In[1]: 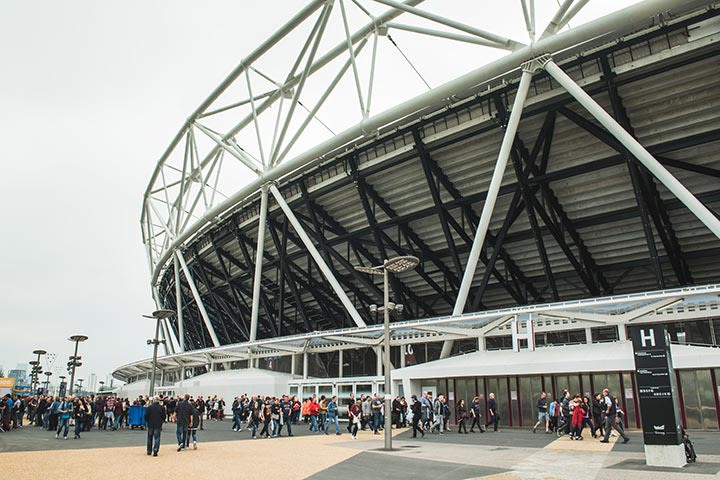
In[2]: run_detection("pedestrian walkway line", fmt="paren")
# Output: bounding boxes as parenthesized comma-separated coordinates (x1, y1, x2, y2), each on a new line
(544, 433, 617, 452)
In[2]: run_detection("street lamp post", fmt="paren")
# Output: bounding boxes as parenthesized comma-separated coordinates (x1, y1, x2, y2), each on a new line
(58, 376, 67, 398)
(32, 350, 46, 393)
(355, 255, 419, 451)
(143, 309, 174, 397)
(43, 371, 52, 394)
(68, 335, 88, 396)
(28, 361, 40, 393)
(76, 379, 84, 395)
(98, 380, 105, 393)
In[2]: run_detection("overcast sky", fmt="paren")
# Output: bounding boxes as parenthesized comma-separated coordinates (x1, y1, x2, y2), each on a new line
(0, 0, 639, 389)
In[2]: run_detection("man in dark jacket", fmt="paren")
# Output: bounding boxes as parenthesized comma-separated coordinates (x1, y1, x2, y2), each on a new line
(410, 395, 424, 438)
(144, 397, 165, 457)
(175, 394, 192, 451)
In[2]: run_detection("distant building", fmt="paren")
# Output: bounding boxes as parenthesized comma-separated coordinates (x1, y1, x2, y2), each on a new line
(88, 373, 97, 392)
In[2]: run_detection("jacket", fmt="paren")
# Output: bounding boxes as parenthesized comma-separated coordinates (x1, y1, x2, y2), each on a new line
(175, 400, 193, 427)
(145, 403, 166, 429)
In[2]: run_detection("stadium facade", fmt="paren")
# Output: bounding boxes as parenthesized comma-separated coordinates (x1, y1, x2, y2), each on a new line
(115, 0, 720, 430)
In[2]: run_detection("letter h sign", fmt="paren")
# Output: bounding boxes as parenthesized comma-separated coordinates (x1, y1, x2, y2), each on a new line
(640, 328, 656, 348)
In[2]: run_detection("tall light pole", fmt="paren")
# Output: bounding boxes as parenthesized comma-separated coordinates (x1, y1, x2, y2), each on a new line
(28, 361, 40, 393)
(58, 375, 67, 398)
(32, 350, 46, 393)
(355, 255, 419, 451)
(68, 335, 88, 395)
(43, 372, 52, 394)
(143, 309, 174, 397)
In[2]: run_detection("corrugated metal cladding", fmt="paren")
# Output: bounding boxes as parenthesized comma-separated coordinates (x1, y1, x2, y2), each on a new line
(160, 6, 720, 351)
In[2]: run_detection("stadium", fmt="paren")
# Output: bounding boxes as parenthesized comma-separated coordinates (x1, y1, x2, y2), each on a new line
(115, 0, 720, 431)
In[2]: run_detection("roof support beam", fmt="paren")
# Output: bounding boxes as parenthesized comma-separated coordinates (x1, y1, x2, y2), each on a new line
(270, 184, 367, 328)
(352, 168, 457, 310)
(211, 239, 251, 339)
(454, 69, 533, 316)
(544, 58, 720, 240)
(188, 252, 251, 337)
(173, 255, 185, 352)
(414, 130, 464, 278)
(501, 101, 559, 302)
(599, 56, 665, 289)
(250, 185, 269, 341)
(175, 249, 221, 347)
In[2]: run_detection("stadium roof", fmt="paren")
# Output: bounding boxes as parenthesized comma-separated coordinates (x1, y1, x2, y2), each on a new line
(141, 0, 720, 351)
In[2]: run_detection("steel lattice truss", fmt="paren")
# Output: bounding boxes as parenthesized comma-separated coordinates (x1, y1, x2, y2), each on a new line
(141, 0, 720, 353)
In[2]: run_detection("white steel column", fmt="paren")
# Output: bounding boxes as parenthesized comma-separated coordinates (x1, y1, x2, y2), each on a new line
(339, 349, 344, 378)
(175, 250, 221, 347)
(453, 69, 534, 316)
(303, 352, 309, 379)
(270, 184, 367, 328)
(250, 186, 269, 341)
(291, 354, 297, 376)
(173, 255, 185, 351)
(544, 59, 720, 240)
(376, 346, 383, 376)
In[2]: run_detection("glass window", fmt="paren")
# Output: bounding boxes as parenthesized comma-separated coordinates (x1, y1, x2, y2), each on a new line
(355, 383, 373, 398)
(546, 331, 569, 345)
(486, 335, 512, 350)
(568, 329, 587, 344)
(452, 339, 479, 356)
(318, 384, 333, 399)
(679, 370, 702, 429)
(684, 320, 712, 346)
(426, 342, 443, 361)
(591, 326, 619, 343)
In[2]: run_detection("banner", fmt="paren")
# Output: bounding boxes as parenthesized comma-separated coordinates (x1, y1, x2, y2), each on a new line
(404, 344, 416, 366)
(0, 377, 15, 396)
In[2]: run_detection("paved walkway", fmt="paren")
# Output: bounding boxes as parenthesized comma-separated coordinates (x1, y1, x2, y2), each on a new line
(2, 420, 719, 479)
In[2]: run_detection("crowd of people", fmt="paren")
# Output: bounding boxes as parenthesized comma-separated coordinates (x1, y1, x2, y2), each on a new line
(531, 388, 629, 443)
(1, 385, 629, 455)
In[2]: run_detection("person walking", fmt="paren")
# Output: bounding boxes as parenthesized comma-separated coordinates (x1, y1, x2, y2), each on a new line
(186, 402, 200, 449)
(469, 396, 485, 432)
(145, 396, 166, 457)
(532, 392, 550, 433)
(591, 393, 605, 438)
(231, 396, 243, 432)
(72, 398, 87, 439)
(55, 397, 72, 440)
(457, 399, 469, 433)
(326, 395, 340, 435)
(485, 393, 499, 432)
(175, 394, 192, 451)
(599, 388, 629, 444)
(430, 394, 444, 434)
(349, 399, 362, 439)
(410, 395, 424, 438)
(279, 394, 293, 437)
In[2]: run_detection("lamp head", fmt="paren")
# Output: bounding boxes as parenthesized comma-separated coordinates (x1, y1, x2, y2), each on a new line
(384, 255, 419, 273)
(69, 335, 88, 343)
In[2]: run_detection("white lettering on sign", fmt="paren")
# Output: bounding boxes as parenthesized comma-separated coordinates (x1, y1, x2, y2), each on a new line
(640, 329, 656, 348)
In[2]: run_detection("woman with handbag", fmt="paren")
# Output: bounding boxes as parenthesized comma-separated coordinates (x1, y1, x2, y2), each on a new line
(349, 399, 362, 439)
(457, 399, 469, 434)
